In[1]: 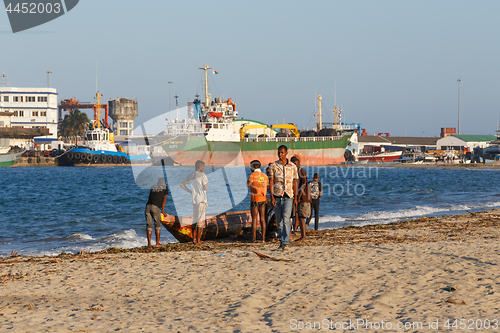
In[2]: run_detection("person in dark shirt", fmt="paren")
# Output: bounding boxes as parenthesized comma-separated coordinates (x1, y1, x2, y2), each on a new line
(291, 156, 307, 232)
(306, 173, 322, 230)
(145, 178, 168, 246)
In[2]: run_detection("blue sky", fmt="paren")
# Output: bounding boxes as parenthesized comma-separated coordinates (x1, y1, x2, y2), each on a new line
(2, 0, 499, 136)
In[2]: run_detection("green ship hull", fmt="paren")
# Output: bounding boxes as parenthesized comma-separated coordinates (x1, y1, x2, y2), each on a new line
(160, 134, 352, 167)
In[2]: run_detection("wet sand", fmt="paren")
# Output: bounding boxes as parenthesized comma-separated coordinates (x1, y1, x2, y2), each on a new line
(1, 210, 500, 332)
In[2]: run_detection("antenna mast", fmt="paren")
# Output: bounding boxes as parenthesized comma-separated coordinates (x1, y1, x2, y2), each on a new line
(333, 80, 337, 129)
(46, 70, 52, 88)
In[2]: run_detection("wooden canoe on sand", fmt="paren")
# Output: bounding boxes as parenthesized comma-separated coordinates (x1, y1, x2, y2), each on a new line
(161, 210, 255, 243)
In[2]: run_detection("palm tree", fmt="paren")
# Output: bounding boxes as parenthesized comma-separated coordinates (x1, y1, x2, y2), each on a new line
(59, 109, 90, 143)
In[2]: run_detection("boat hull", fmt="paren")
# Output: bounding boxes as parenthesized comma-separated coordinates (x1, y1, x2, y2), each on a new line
(161, 210, 253, 243)
(160, 134, 352, 167)
(357, 151, 402, 162)
(60, 148, 129, 165)
(0, 151, 23, 167)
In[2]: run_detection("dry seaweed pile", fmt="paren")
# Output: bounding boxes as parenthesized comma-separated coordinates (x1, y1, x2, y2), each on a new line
(1, 209, 499, 263)
(96, 209, 500, 254)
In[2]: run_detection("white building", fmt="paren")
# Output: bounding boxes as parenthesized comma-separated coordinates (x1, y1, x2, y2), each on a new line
(0, 87, 58, 143)
(436, 135, 497, 151)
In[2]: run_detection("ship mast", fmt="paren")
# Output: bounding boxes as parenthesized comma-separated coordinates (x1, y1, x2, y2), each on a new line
(317, 94, 323, 131)
(96, 92, 102, 129)
(199, 65, 213, 108)
(334, 105, 338, 130)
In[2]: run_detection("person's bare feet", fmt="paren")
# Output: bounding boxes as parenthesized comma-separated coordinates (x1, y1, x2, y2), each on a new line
(198, 242, 206, 246)
(156, 243, 163, 247)
(295, 237, 306, 242)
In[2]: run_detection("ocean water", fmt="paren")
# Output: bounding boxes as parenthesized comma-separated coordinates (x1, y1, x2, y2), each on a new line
(1, 165, 500, 257)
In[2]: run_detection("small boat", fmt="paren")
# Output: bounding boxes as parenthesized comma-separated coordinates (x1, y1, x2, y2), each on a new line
(0, 147, 24, 167)
(357, 150, 402, 162)
(161, 210, 253, 243)
(393, 151, 437, 163)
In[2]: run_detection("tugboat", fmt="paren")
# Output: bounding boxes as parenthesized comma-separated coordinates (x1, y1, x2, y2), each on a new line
(59, 93, 129, 165)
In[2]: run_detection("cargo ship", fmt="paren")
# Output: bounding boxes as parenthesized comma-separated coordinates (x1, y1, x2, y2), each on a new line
(158, 65, 352, 167)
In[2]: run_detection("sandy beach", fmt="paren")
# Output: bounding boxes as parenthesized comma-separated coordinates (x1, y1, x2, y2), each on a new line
(1, 210, 500, 332)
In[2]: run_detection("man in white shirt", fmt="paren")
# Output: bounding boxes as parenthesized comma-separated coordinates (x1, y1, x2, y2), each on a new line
(181, 160, 209, 245)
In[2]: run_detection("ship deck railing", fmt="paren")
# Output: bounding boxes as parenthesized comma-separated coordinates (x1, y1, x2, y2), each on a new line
(243, 135, 344, 143)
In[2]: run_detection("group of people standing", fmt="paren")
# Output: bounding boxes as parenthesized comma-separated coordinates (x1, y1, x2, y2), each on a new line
(248, 145, 322, 251)
(144, 145, 322, 250)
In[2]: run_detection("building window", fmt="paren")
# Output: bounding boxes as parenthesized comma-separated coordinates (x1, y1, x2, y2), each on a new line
(129, 122, 133, 128)
(3, 96, 8, 102)
(0, 121, 4, 127)
(14, 96, 19, 102)
(32, 111, 38, 117)
(18, 110, 24, 117)
(41, 111, 47, 116)
(26, 96, 35, 102)
(37, 96, 48, 102)
(120, 130, 128, 135)
(120, 122, 128, 128)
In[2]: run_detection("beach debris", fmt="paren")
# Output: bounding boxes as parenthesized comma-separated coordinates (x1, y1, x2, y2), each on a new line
(253, 251, 296, 262)
(219, 254, 225, 257)
(443, 286, 457, 292)
(24, 303, 35, 310)
(10, 251, 18, 257)
(88, 304, 104, 311)
(446, 298, 466, 305)
(237, 253, 250, 258)
(0, 272, 29, 285)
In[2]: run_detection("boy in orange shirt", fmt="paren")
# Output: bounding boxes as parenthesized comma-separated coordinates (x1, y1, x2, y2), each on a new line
(247, 160, 269, 243)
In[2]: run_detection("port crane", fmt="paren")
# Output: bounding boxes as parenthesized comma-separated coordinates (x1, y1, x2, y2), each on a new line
(58, 92, 110, 129)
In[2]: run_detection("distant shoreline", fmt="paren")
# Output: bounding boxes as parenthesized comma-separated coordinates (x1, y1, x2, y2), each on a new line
(342, 161, 500, 169)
